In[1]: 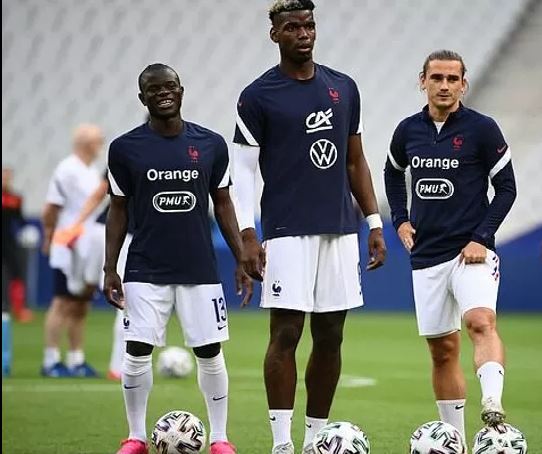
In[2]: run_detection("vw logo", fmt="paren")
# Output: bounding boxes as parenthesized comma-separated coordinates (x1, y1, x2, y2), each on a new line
(309, 139, 337, 169)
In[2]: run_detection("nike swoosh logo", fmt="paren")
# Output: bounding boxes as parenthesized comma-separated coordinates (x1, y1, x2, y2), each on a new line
(269, 416, 276, 421)
(212, 395, 227, 401)
(123, 385, 140, 390)
(499, 370, 504, 376)
(497, 145, 507, 154)
(455, 405, 465, 410)
(217, 325, 227, 330)
(306, 423, 312, 428)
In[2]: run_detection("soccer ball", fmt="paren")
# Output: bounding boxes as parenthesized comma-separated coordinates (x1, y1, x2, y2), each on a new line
(410, 420, 466, 454)
(473, 423, 527, 454)
(312, 421, 370, 454)
(156, 346, 194, 378)
(151, 410, 206, 454)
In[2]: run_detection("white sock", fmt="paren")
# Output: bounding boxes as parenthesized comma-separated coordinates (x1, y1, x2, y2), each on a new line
(43, 347, 61, 368)
(122, 353, 153, 442)
(477, 361, 504, 404)
(196, 351, 229, 443)
(66, 350, 85, 368)
(303, 416, 328, 448)
(436, 399, 466, 443)
(269, 409, 293, 448)
(109, 310, 125, 374)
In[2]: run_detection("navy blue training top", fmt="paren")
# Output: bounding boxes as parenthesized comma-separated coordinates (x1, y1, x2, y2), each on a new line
(233, 64, 362, 240)
(108, 121, 230, 284)
(384, 104, 516, 269)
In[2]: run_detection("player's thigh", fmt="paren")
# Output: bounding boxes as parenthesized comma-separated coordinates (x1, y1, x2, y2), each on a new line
(452, 250, 500, 315)
(123, 282, 174, 347)
(174, 284, 229, 348)
(413, 257, 460, 337)
(261, 236, 319, 312)
(314, 234, 363, 312)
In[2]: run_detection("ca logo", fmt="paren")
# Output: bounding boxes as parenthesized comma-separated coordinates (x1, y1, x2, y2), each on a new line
(305, 108, 333, 134)
(310, 139, 337, 169)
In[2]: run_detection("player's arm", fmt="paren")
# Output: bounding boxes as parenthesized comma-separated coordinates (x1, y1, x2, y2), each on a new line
(103, 195, 128, 309)
(347, 134, 386, 270)
(211, 186, 253, 307)
(74, 178, 109, 226)
(384, 122, 415, 252)
(232, 143, 265, 281)
(462, 120, 517, 264)
(41, 203, 61, 255)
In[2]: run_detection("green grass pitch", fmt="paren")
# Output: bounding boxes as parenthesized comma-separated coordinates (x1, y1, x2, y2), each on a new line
(2, 311, 541, 453)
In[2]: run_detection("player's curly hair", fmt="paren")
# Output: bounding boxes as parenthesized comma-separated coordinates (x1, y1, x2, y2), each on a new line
(269, 0, 315, 23)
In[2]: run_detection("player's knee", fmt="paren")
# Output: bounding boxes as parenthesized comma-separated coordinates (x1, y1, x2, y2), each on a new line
(271, 323, 303, 351)
(428, 337, 459, 366)
(126, 340, 154, 357)
(123, 350, 152, 376)
(193, 342, 221, 359)
(464, 308, 497, 338)
(312, 327, 344, 353)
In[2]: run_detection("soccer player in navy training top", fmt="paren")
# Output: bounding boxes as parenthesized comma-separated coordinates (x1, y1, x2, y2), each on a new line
(232, 2, 386, 452)
(384, 50, 517, 440)
(104, 64, 251, 454)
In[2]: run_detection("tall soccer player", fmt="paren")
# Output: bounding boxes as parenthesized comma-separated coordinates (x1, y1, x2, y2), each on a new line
(232, 2, 386, 452)
(104, 63, 251, 454)
(384, 50, 517, 441)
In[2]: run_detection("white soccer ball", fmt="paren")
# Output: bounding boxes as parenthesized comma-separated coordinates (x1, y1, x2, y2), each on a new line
(410, 420, 466, 454)
(312, 421, 370, 454)
(473, 423, 527, 454)
(151, 410, 206, 454)
(156, 346, 194, 378)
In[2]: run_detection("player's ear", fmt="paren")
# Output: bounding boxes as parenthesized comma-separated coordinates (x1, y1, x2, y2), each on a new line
(270, 27, 279, 43)
(138, 92, 147, 106)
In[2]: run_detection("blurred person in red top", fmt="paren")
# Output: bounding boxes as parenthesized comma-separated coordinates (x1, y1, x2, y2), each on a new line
(2, 167, 33, 323)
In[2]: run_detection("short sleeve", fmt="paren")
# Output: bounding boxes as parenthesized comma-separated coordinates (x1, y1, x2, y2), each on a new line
(349, 79, 363, 135)
(233, 87, 263, 147)
(480, 118, 511, 179)
(45, 164, 67, 206)
(107, 140, 132, 197)
(211, 135, 231, 190)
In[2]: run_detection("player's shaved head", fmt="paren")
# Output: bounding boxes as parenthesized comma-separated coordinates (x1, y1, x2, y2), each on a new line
(269, 0, 315, 24)
(138, 63, 180, 92)
(73, 123, 103, 146)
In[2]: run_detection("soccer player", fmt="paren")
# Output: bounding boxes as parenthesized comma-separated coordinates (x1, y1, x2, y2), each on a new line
(54, 171, 132, 380)
(384, 50, 517, 439)
(41, 124, 104, 377)
(104, 63, 251, 454)
(232, 2, 386, 452)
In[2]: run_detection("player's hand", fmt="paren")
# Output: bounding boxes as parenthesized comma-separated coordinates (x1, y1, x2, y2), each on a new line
(460, 241, 487, 264)
(242, 235, 265, 281)
(366, 227, 386, 270)
(52, 223, 85, 249)
(398, 221, 416, 252)
(103, 270, 125, 309)
(235, 263, 254, 308)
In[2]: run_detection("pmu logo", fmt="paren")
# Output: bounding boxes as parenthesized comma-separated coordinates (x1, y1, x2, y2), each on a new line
(415, 178, 454, 199)
(152, 191, 196, 212)
(305, 108, 333, 134)
(309, 139, 337, 169)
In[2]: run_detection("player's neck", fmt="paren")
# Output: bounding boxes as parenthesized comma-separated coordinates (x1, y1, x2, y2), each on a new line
(149, 116, 184, 137)
(279, 59, 315, 81)
(428, 102, 460, 122)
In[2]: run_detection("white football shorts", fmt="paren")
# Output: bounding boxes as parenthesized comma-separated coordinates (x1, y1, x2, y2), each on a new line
(123, 282, 229, 347)
(412, 251, 500, 337)
(261, 234, 364, 313)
